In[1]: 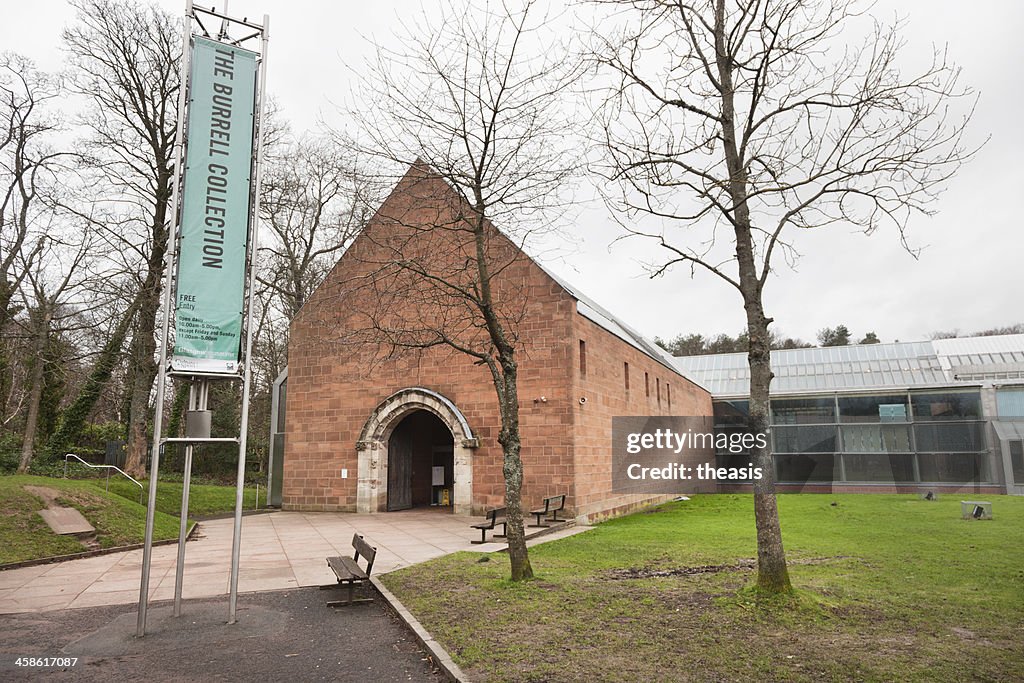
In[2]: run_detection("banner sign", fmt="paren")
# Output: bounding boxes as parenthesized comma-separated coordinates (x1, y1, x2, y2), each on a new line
(171, 36, 258, 374)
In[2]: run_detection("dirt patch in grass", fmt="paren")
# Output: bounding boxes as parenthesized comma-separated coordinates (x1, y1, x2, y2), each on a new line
(22, 485, 63, 507)
(607, 558, 756, 579)
(607, 556, 857, 580)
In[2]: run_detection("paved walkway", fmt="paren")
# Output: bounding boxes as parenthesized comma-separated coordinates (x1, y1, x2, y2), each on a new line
(0, 510, 589, 614)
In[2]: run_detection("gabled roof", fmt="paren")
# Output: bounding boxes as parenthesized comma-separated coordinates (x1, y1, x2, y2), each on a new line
(532, 262, 683, 376)
(672, 334, 1024, 397)
(326, 161, 689, 379)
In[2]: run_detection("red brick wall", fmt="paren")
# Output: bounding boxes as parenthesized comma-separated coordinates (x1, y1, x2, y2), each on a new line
(570, 315, 714, 521)
(284, 166, 578, 512)
(283, 164, 714, 518)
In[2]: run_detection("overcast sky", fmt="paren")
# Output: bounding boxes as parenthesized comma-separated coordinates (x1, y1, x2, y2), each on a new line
(4, 0, 1022, 346)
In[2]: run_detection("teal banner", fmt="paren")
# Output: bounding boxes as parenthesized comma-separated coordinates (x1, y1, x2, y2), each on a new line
(172, 36, 257, 374)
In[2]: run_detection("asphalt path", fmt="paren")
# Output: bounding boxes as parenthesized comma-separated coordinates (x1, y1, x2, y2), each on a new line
(0, 586, 446, 682)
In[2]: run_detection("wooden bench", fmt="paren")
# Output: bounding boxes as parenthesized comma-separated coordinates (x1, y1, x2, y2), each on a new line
(323, 533, 377, 607)
(470, 506, 507, 544)
(530, 494, 566, 528)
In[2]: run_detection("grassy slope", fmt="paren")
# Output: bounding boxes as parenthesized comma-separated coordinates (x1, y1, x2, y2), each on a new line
(382, 494, 1024, 682)
(102, 478, 261, 517)
(0, 475, 181, 565)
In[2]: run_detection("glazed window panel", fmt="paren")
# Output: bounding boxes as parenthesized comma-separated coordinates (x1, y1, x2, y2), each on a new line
(770, 397, 836, 424)
(713, 400, 750, 427)
(775, 454, 838, 483)
(773, 425, 838, 453)
(1011, 441, 1024, 484)
(843, 454, 916, 482)
(914, 422, 985, 452)
(837, 394, 909, 423)
(910, 391, 982, 421)
(840, 424, 913, 453)
(996, 389, 1024, 417)
(917, 453, 983, 483)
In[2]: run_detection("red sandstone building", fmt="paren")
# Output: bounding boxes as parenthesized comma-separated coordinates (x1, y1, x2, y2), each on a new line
(274, 165, 712, 522)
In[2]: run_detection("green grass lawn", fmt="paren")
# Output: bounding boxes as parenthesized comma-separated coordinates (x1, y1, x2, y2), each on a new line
(102, 478, 261, 517)
(0, 475, 181, 565)
(382, 494, 1024, 682)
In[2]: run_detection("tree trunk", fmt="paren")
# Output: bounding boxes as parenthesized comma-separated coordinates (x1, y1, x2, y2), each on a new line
(496, 358, 533, 581)
(18, 307, 51, 472)
(123, 286, 158, 478)
(122, 186, 169, 479)
(470, 199, 533, 582)
(745, 299, 791, 593)
(714, 0, 791, 593)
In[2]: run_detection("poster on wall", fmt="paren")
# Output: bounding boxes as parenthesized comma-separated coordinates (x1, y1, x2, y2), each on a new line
(171, 35, 258, 374)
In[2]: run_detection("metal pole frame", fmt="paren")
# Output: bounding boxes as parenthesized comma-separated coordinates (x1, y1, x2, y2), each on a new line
(173, 379, 207, 616)
(137, 0, 194, 639)
(229, 12, 270, 625)
(137, 0, 269, 636)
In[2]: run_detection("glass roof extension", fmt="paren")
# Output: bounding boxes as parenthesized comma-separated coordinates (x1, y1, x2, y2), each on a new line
(673, 335, 1024, 397)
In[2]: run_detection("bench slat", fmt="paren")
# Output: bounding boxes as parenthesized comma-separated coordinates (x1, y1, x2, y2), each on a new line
(327, 556, 367, 582)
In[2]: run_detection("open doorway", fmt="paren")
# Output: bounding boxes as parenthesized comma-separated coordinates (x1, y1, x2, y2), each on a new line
(387, 410, 455, 511)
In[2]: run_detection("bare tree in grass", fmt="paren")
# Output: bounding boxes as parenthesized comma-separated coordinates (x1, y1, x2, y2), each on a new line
(337, 0, 581, 581)
(592, 0, 977, 592)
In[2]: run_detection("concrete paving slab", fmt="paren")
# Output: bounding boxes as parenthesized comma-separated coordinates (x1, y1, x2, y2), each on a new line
(39, 554, 122, 576)
(0, 565, 50, 590)
(0, 509, 593, 614)
(38, 507, 95, 536)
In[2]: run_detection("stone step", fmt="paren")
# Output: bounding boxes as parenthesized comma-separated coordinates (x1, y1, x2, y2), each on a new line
(38, 506, 95, 536)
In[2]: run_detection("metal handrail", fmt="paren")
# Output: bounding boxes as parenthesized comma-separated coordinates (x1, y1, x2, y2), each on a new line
(63, 453, 145, 504)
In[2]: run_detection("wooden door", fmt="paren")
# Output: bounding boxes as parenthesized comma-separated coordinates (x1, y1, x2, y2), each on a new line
(388, 428, 413, 511)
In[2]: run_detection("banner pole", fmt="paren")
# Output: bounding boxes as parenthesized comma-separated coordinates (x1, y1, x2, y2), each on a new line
(137, 0, 194, 639)
(227, 13, 270, 625)
(173, 379, 202, 617)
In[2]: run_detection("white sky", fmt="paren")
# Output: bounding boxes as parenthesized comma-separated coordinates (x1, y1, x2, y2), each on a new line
(4, 0, 1022, 346)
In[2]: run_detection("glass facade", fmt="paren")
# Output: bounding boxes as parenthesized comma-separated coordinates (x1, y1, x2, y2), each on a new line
(712, 388, 991, 485)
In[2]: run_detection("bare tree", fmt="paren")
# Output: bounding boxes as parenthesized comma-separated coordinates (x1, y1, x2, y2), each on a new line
(593, 0, 976, 592)
(335, 0, 581, 581)
(16, 232, 93, 471)
(0, 54, 65, 428)
(62, 0, 180, 478)
(258, 134, 379, 320)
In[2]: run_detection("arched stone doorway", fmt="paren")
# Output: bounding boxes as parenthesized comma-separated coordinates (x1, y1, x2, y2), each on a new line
(356, 388, 478, 514)
(387, 411, 453, 511)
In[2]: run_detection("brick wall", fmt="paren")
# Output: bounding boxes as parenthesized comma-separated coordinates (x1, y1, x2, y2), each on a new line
(570, 315, 714, 522)
(283, 163, 715, 518)
(284, 166, 578, 512)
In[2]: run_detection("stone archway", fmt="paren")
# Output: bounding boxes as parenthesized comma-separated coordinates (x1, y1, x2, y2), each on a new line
(356, 388, 478, 514)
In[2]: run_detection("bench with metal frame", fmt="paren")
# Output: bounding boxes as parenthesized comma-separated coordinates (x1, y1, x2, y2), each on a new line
(470, 506, 507, 544)
(529, 494, 566, 528)
(323, 533, 376, 607)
